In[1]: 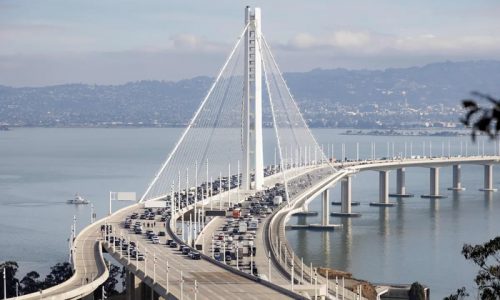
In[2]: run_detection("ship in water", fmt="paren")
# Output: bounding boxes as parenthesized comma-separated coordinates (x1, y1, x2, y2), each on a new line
(67, 193, 89, 204)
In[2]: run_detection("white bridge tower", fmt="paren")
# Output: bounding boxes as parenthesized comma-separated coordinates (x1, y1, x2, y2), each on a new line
(241, 6, 264, 190)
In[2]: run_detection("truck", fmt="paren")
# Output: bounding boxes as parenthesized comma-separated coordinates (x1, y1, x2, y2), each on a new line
(273, 196, 283, 206)
(248, 219, 258, 231)
(238, 221, 247, 234)
(232, 208, 241, 218)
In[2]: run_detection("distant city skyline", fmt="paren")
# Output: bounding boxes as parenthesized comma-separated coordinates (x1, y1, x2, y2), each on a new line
(1, 0, 500, 86)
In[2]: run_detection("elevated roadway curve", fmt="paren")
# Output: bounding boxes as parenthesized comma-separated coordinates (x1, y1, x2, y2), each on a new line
(12, 216, 110, 300)
(263, 155, 500, 299)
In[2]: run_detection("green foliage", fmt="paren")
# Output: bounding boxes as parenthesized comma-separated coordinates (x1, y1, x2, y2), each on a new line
(461, 237, 500, 299)
(444, 287, 469, 300)
(42, 262, 73, 288)
(0, 261, 20, 297)
(409, 281, 426, 300)
(461, 92, 500, 140)
(94, 262, 124, 298)
(20, 271, 43, 294)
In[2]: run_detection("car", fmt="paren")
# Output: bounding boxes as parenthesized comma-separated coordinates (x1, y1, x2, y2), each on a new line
(158, 231, 166, 236)
(136, 253, 145, 261)
(166, 239, 173, 245)
(189, 251, 201, 260)
(182, 246, 191, 255)
(170, 241, 178, 248)
(214, 252, 222, 261)
(152, 236, 160, 244)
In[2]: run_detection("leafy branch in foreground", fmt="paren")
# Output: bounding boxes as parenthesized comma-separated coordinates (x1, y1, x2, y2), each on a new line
(461, 92, 500, 141)
(445, 237, 500, 299)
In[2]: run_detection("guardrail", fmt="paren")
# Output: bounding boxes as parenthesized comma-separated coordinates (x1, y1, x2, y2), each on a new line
(266, 166, 365, 300)
(167, 206, 309, 299)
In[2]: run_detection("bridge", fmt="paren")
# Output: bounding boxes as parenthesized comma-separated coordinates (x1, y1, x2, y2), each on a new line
(9, 6, 500, 300)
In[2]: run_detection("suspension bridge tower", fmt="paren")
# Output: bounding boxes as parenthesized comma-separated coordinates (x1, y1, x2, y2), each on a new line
(241, 6, 264, 190)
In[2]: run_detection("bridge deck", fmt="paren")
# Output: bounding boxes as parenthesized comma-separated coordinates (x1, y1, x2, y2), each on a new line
(106, 205, 292, 300)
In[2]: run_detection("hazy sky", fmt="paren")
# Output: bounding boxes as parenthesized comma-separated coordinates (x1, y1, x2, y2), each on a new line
(1, 0, 500, 86)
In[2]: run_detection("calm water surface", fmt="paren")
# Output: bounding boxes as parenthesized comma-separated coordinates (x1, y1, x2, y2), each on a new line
(1, 128, 499, 299)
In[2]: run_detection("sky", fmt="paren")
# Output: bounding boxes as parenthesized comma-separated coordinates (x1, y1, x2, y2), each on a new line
(1, 0, 500, 86)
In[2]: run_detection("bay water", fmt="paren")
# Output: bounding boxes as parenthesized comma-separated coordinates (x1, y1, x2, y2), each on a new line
(0, 128, 499, 299)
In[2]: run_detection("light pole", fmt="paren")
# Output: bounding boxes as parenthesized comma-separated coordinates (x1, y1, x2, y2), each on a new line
(180, 271, 184, 300)
(3, 268, 7, 300)
(301, 257, 304, 283)
(166, 261, 170, 294)
(153, 252, 156, 283)
(223, 236, 226, 264)
(236, 244, 239, 270)
(335, 276, 339, 298)
(268, 251, 271, 282)
(144, 249, 148, 277)
(250, 250, 253, 276)
(314, 268, 318, 299)
(194, 280, 198, 300)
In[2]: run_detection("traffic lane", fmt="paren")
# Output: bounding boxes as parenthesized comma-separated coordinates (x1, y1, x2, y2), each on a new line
(112, 210, 291, 300)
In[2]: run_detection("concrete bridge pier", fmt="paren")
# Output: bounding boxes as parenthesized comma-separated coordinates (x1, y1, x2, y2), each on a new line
(125, 271, 142, 300)
(293, 203, 318, 216)
(331, 176, 361, 217)
(370, 171, 396, 207)
(421, 167, 447, 199)
(389, 168, 414, 197)
(322, 189, 329, 225)
(292, 189, 342, 230)
(479, 164, 497, 192)
(448, 164, 466, 191)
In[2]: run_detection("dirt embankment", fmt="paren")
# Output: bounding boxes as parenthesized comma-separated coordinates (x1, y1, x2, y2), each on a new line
(317, 267, 378, 300)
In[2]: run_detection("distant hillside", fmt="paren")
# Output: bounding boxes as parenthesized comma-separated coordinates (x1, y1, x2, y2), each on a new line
(285, 60, 500, 105)
(1, 60, 499, 127)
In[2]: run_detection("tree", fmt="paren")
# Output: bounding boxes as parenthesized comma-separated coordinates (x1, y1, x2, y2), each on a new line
(20, 271, 43, 294)
(42, 262, 73, 288)
(0, 261, 20, 298)
(409, 282, 426, 300)
(446, 237, 500, 299)
(461, 92, 500, 140)
(94, 262, 122, 298)
(462, 237, 500, 299)
(444, 287, 469, 300)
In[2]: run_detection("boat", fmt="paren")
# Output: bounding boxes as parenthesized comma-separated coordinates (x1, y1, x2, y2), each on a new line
(67, 193, 89, 204)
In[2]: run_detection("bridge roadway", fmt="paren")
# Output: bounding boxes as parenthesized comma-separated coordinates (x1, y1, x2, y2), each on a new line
(105, 204, 294, 300)
(264, 155, 500, 299)
(13, 217, 109, 300)
(16, 155, 498, 300)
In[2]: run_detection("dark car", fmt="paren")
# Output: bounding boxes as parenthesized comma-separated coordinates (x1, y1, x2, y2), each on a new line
(158, 231, 166, 236)
(189, 251, 201, 260)
(170, 241, 178, 248)
(182, 246, 191, 255)
(166, 239, 173, 245)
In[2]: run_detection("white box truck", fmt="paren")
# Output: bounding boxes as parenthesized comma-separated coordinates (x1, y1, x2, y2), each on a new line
(273, 196, 283, 206)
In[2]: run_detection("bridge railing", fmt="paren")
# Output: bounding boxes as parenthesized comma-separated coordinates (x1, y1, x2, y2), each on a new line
(266, 165, 366, 300)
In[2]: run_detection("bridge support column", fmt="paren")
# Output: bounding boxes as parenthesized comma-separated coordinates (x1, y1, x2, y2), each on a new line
(322, 189, 329, 226)
(82, 293, 94, 300)
(479, 164, 497, 192)
(448, 164, 466, 191)
(370, 171, 395, 207)
(126, 271, 141, 300)
(421, 167, 447, 198)
(389, 168, 414, 197)
(331, 176, 361, 217)
(341, 176, 351, 213)
(290, 189, 341, 230)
